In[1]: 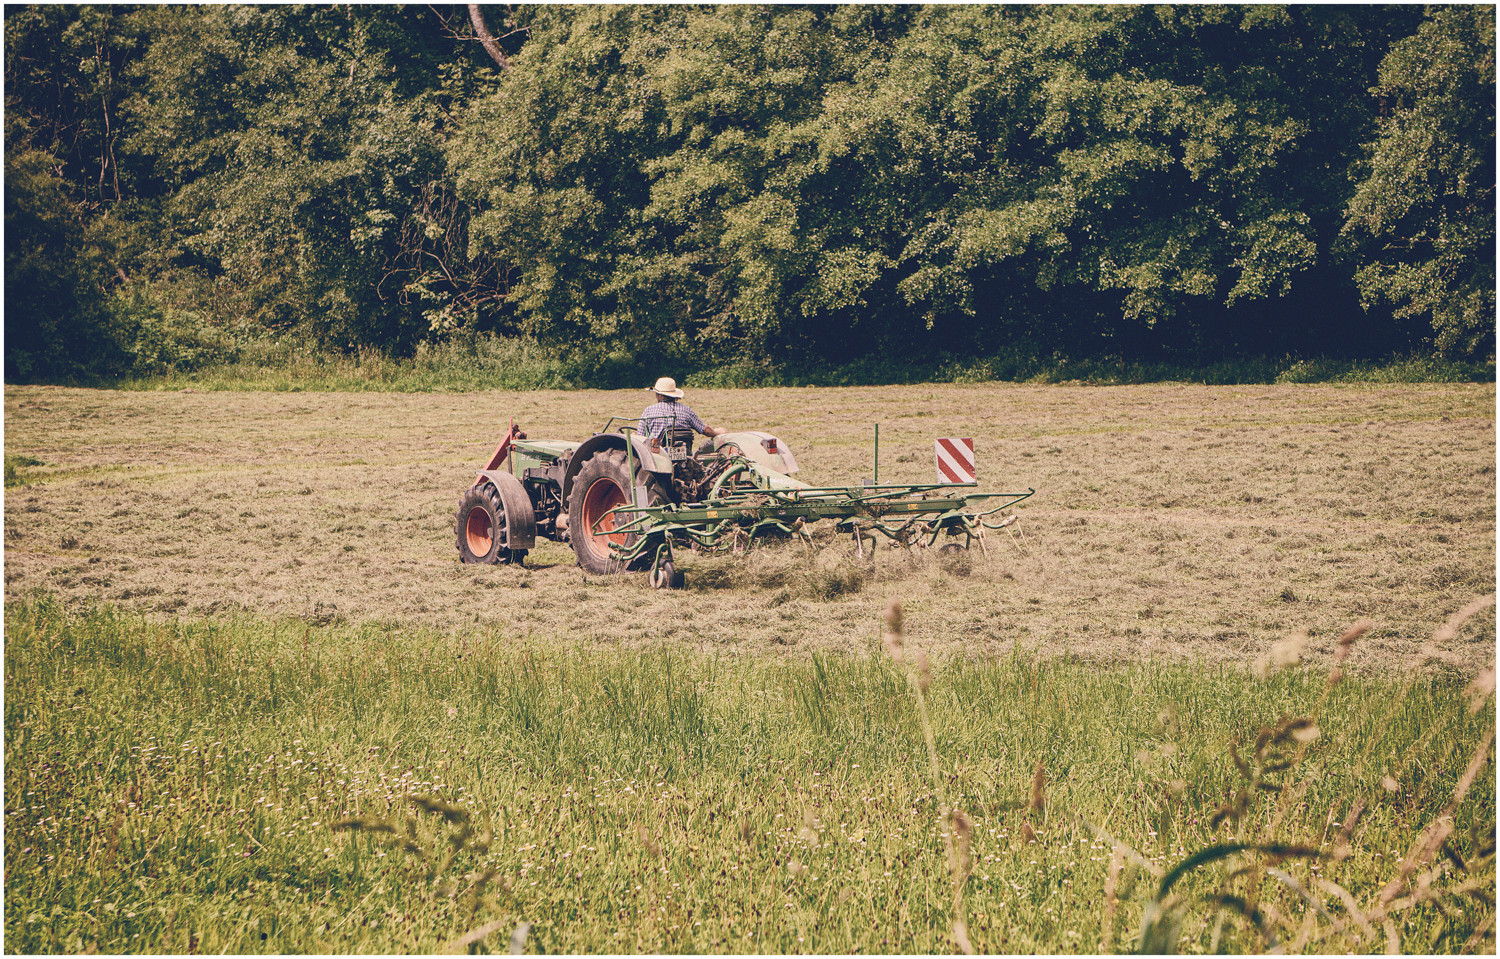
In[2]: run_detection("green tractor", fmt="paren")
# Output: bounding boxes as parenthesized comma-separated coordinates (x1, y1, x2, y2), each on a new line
(456, 419, 1031, 588)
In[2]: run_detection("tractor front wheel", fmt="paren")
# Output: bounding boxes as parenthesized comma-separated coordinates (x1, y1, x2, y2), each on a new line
(456, 483, 527, 565)
(569, 449, 667, 575)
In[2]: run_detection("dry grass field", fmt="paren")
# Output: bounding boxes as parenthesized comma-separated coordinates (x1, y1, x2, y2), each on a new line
(4, 382, 1494, 671)
(4, 381, 1495, 955)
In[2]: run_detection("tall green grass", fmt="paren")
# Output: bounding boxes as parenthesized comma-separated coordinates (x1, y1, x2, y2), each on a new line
(115, 335, 583, 393)
(5, 594, 1492, 953)
(98, 332, 1495, 392)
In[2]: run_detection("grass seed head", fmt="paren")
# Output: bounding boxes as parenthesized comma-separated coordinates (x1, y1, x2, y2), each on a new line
(915, 649, 931, 692)
(883, 630, 905, 663)
(409, 794, 471, 825)
(1157, 704, 1180, 737)
(331, 815, 396, 835)
(883, 599, 904, 635)
(635, 823, 660, 856)
(1254, 631, 1309, 679)
(1467, 666, 1495, 714)
(1334, 619, 1373, 663)
(1028, 761, 1047, 816)
(1101, 844, 1127, 953)
(953, 918, 975, 955)
(508, 922, 531, 955)
(950, 809, 974, 874)
(1433, 593, 1496, 646)
(882, 599, 906, 662)
(951, 809, 972, 844)
(1333, 801, 1365, 861)
(1273, 631, 1309, 666)
(1290, 724, 1321, 744)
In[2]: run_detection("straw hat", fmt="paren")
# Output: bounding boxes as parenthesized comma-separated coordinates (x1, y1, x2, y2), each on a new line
(649, 376, 685, 399)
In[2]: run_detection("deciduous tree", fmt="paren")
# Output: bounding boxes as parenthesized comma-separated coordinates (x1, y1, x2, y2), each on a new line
(1342, 5, 1495, 356)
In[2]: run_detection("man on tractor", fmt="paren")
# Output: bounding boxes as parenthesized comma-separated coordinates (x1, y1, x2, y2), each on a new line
(640, 377, 728, 441)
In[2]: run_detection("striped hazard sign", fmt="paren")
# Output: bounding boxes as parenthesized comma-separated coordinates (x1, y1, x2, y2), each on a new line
(935, 437, 976, 484)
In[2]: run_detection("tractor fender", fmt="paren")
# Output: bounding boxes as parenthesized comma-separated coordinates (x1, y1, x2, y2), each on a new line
(560, 432, 673, 509)
(473, 469, 537, 549)
(715, 430, 799, 475)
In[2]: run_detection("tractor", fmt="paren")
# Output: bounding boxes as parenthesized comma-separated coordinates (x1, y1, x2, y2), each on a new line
(456, 418, 1031, 588)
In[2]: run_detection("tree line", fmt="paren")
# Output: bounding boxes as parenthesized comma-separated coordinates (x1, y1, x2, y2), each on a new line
(4, 4, 1494, 383)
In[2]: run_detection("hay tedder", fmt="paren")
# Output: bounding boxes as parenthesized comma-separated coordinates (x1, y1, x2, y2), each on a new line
(455, 419, 1032, 588)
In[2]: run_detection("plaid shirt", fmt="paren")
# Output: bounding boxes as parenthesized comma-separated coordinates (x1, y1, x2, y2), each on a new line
(640, 399, 708, 439)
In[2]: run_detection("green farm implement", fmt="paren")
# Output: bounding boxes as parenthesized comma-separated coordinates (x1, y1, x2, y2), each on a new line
(456, 419, 1032, 588)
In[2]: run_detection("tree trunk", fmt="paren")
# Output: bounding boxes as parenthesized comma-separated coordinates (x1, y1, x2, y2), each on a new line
(468, 5, 511, 71)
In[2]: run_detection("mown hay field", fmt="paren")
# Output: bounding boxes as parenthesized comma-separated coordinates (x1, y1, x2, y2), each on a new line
(4, 382, 1495, 955)
(4, 382, 1494, 670)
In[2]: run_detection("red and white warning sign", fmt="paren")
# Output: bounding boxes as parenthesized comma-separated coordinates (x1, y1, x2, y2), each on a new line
(935, 437, 976, 484)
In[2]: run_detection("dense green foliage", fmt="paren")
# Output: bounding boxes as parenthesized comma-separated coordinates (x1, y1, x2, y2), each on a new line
(6, 595, 1493, 953)
(1340, 5, 1496, 357)
(5, 4, 1493, 384)
(99, 335, 1495, 393)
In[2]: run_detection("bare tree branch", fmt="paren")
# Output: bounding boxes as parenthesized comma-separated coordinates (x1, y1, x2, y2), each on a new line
(467, 4, 511, 71)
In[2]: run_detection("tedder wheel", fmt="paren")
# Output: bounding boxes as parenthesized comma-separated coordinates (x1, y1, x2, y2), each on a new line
(648, 561, 686, 590)
(568, 448, 668, 575)
(456, 482, 529, 565)
(649, 561, 674, 590)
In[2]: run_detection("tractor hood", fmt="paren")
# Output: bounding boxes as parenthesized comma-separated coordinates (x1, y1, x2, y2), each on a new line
(511, 439, 578, 460)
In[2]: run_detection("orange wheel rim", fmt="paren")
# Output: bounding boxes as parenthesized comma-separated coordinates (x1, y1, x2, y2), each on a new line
(581, 477, 629, 550)
(465, 505, 494, 555)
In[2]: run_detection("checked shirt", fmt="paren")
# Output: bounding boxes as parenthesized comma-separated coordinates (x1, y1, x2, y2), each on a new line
(639, 400, 708, 439)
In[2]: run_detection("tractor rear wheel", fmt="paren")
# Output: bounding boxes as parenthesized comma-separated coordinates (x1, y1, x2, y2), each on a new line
(569, 449, 668, 575)
(456, 482, 527, 565)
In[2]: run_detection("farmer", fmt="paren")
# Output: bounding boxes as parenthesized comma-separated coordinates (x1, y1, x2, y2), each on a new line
(640, 377, 728, 441)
